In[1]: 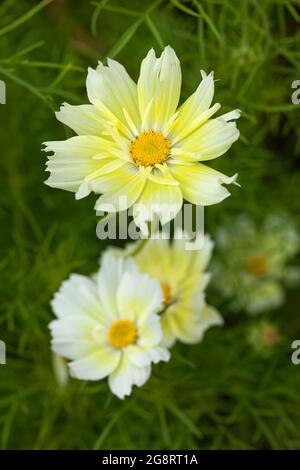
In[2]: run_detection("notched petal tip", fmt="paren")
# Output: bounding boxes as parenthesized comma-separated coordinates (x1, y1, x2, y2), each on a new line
(54, 102, 70, 118)
(75, 181, 91, 200)
(224, 173, 240, 187)
(42, 141, 58, 154)
(221, 109, 242, 122)
(200, 69, 214, 80)
(163, 44, 178, 57)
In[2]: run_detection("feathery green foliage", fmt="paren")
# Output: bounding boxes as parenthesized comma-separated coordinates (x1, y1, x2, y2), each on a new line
(0, 0, 300, 449)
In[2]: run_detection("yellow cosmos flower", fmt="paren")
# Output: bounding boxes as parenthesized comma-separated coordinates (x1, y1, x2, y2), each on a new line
(44, 46, 240, 228)
(116, 232, 223, 347)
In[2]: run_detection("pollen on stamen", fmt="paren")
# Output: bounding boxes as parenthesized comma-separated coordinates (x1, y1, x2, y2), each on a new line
(244, 254, 268, 277)
(129, 130, 170, 167)
(108, 320, 137, 349)
(160, 282, 171, 306)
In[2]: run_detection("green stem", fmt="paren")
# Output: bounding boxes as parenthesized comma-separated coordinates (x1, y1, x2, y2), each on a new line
(127, 219, 159, 257)
(128, 237, 148, 257)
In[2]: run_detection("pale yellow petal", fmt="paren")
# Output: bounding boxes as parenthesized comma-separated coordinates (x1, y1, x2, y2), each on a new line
(169, 71, 217, 142)
(174, 116, 240, 162)
(133, 178, 183, 229)
(55, 103, 107, 136)
(44, 136, 116, 194)
(135, 237, 172, 281)
(86, 59, 140, 133)
(137, 46, 181, 131)
(169, 162, 238, 206)
(94, 164, 147, 212)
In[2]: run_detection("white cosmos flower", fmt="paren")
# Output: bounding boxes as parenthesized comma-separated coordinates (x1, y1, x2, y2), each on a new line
(49, 254, 170, 399)
(111, 232, 223, 347)
(213, 213, 300, 314)
(44, 46, 240, 229)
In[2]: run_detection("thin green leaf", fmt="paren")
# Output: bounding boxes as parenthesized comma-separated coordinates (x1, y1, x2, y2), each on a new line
(146, 15, 164, 49)
(91, 0, 110, 36)
(0, 0, 53, 37)
(107, 18, 143, 59)
(193, 0, 222, 44)
(167, 403, 202, 439)
(0, 67, 53, 108)
(170, 0, 199, 17)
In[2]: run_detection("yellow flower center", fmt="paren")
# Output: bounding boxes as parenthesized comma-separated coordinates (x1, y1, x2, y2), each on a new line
(108, 320, 137, 349)
(160, 282, 171, 306)
(129, 130, 170, 167)
(244, 254, 268, 277)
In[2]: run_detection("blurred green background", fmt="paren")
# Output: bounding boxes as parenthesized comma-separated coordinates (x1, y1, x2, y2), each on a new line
(1, 0, 300, 450)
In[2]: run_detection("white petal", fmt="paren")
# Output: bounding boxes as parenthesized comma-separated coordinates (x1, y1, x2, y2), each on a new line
(51, 274, 104, 322)
(126, 345, 151, 366)
(108, 353, 151, 399)
(138, 314, 163, 348)
(51, 339, 98, 361)
(117, 271, 163, 323)
(220, 109, 241, 121)
(97, 253, 139, 320)
(49, 314, 107, 360)
(247, 282, 284, 315)
(69, 347, 121, 380)
(49, 315, 98, 340)
(127, 344, 170, 366)
(137, 46, 181, 130)
(145, 347, 170, 364)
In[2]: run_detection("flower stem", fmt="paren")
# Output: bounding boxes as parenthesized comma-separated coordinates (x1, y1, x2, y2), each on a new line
(128, 237, 148, 257)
